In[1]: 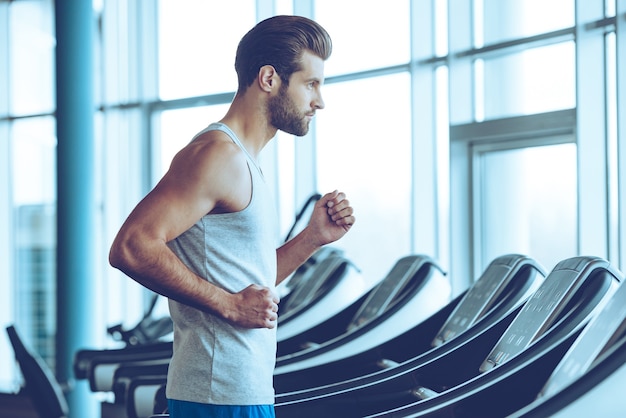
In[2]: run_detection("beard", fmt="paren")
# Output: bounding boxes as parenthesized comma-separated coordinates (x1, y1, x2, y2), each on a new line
(268, 86, 311, 137)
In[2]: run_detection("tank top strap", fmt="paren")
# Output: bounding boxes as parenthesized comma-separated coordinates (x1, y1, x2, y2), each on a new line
(205, 122, 265, 180)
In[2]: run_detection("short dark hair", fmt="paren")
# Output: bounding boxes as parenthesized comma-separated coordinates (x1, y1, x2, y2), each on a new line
(234, 15, 332, 91)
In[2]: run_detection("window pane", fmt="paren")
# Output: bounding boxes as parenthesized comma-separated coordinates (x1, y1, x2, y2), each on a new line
(155, 105, 230, 179)
(480, 42, 575, 120)
(9, 0, 55, 115)
(315, 73, 412, 281)
(10, 117, 57, 379)
(478, 142, 577, 272)
(157, 1, 256, 100)
(15, 204, 56, 367)
(314, 0, 410, 76)
(606, 33, 618, 260)
(0, 121, 11, 390)
(480, 0, 574, 46)
(12, 117, 57, 205)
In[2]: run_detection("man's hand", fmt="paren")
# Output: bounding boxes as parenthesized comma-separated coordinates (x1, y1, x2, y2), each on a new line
(222, 284, 280, 329)
(307, 190, 356, 246)
(274, 190, 355, 286)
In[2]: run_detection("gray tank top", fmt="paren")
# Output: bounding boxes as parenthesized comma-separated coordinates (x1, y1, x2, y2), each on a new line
(166, 122, 278, 405)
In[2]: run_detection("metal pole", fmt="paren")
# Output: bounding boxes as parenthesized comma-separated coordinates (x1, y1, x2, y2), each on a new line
(54, 0, 97, 416)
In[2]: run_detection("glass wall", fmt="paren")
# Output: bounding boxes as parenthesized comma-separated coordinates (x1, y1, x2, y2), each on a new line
(461, 0, 580, 275)
(1, 0, 625, 401)
(0, 0, 56, 390)
(448, 0, 623, 287)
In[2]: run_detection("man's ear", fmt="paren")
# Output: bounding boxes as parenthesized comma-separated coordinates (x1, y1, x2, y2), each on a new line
(258, 65, 279, 92)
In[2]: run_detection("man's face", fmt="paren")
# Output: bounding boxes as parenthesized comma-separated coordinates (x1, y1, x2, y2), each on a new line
(268, 51, 325, 137)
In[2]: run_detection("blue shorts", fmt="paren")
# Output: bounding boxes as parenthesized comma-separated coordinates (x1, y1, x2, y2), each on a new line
(167, 399, 275, 418)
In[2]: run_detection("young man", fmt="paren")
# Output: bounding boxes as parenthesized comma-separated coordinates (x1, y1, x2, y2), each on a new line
(109, 15, 355, 418)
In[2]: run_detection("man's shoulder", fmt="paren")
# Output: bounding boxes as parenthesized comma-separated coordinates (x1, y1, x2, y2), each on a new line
(160, 131, 251, 213)
(180, 129, 246, 168)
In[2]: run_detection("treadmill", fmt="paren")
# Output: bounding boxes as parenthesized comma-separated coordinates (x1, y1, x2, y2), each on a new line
(368, 259, 626, 418)
(505, 271, 626, 418)
(277, 247, 368, 343)
(5, 325, 69, 418)
(512, 335, 626, 418)
(274, 254, 451, 373)
(75, 341, 173, 394)
(274, 253, 545, 392)
(274, 256, 621, 418)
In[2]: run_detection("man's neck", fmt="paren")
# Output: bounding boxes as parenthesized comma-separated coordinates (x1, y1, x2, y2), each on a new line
(220, 95, 277, 158)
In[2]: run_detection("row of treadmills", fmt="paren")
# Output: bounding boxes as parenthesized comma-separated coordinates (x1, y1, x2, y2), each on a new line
(8, 249, 626, 417)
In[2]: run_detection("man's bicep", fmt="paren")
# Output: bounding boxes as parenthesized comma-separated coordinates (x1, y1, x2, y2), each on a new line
(129, 176, 217, 243)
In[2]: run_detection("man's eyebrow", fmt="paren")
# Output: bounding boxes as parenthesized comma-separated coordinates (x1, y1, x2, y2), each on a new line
(307, 77, 324, 85)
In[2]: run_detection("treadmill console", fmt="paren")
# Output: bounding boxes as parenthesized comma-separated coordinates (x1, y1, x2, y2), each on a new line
(347, 255, 442, 331)
(280, 252, 349, 314)
(432, 254, 544, 347)
(479, 256, 617, 372)
(283, 247, 342, 293)
(538, 274, 626, 398)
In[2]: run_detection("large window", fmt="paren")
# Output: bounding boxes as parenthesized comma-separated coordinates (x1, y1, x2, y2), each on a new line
(0, 0, 56, 390)
(448, 0, 621, 290)
(1, 116, 57, 388)
(1, 0, 626, 403)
